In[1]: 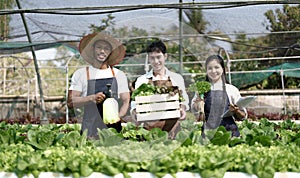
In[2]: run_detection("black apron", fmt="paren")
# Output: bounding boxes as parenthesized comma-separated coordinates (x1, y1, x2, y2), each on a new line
(81, 66, 121, 138)
(203, 90, 240, 137)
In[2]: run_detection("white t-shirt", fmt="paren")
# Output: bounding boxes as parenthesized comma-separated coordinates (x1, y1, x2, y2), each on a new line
(69, 66, 129, 98)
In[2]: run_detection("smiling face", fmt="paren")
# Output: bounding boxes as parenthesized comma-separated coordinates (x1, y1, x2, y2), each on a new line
(206, 59, 224, 83)
(148, 51, 166, 73)
(93, 40, 112, 63)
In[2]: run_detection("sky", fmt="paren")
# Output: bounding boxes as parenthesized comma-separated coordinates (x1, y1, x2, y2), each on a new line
(11, 0, 284, 59)
(10, 0, 284, 42)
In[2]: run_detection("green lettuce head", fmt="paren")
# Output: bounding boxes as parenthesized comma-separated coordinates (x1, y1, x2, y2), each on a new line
(188, 81, 211, 97)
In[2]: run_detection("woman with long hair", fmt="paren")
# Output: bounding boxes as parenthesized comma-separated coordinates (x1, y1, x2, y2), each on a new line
(192, 55, 247, 137)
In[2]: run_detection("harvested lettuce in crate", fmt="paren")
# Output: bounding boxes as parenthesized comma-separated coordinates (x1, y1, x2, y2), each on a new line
(131, 83, 184, 102)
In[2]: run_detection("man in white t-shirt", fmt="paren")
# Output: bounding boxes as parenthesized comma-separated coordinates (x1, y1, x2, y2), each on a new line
(67, 32, 130, 138)
(131, 40, 189, 139)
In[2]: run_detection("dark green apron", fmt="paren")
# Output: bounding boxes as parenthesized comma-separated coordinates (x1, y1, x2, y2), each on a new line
(81, 67, 120, 138)
(203, 90, 240, 137)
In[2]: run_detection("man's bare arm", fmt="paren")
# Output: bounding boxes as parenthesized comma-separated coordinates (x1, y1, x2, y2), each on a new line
(118, 92, 130, 119)
(67, 90, 106, 108)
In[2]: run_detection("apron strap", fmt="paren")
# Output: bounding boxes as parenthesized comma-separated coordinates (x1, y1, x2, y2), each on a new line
(110, 66, 115, 77)
(86, 66, 90, 80)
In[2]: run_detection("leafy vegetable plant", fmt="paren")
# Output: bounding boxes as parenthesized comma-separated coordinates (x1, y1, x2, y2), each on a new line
(188, 81, 211, 97)
(131, 83, 184, 102)
(25, 128, 62, 150)
(1, 119, 300, 178)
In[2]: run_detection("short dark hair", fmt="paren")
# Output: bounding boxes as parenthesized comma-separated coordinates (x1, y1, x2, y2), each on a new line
(146, 40, 167, 54)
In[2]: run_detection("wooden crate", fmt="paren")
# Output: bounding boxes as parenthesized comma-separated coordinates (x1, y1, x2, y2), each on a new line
(135, 93, 181, 121)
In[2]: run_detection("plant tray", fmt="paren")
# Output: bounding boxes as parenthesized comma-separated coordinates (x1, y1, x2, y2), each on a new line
(135, 93, 180, 121)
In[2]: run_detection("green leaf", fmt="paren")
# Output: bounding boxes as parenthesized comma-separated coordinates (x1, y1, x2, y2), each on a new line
(229, 137, 245, 147)
(200, 168, 226, 178)
(53, 133, 65, 145)
(144, 128, 168, 141)
(62, 130, 87, 148)
(79, 130, 88, 148)
(175, 130, 192, 146)
(101, 160, 121, 176)
(56, 161, 66, 172)
(26, 129, 56, 150)
(17, 159, 28, 171)
(188, 81, 211, 94)
(96, 128, 123, 146)
(256, 135, 272, 147)
(67, 159, 80, 172)
(210, 127, 231, 145)
(63, 131, 79, 148)
(131, 83, 157, 99)
(72, 172, 80, 178)
(32, 170, 40, 178)
(80, 164, 93, 177)
(0, 130, 10, 144)
(244, 162, 254, 174)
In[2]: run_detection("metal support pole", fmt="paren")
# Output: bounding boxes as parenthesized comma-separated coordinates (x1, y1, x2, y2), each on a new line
(144, 54, 149, 73)
(280, 69, 287, 114)
(224, 50, 232, 84)
(65, 66, 69, 124)
(218, 48, 232, 84)
(16, 0, 48, 123)
(179, 0, 183, 74)
(3, 68, 6, 95)
(27, 79, 30, 113)
(65, 55, 75, 124)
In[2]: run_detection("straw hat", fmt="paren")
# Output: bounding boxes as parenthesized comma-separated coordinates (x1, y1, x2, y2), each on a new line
(79, 32, 126, 66)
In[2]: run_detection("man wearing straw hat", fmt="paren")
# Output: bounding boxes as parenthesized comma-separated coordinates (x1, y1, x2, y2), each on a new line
(67, 32, 130, 138)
